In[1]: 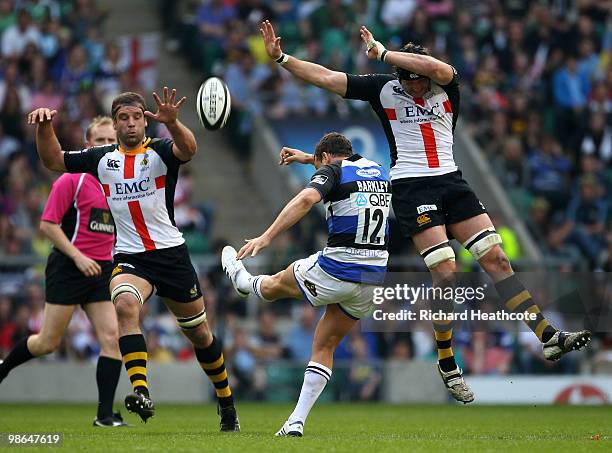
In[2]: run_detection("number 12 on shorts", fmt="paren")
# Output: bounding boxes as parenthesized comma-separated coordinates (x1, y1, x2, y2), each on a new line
(354, 192, 390, 246)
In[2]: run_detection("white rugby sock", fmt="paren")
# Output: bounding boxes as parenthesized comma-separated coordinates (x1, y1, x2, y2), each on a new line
(235, 267, 253, 294)
(251, 274, 271, 301)
(288, 361, 332, 424)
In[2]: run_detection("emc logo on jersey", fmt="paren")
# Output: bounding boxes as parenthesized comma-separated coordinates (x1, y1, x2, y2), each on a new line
(114, 177, 150, 194)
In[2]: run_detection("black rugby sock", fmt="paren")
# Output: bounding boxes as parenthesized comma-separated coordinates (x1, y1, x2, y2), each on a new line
(0, 337, 34, 381)
(96, 356, 122, 419)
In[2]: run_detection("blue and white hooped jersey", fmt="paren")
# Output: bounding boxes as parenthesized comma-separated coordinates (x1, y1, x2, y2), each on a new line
(306, 154, 391, 284)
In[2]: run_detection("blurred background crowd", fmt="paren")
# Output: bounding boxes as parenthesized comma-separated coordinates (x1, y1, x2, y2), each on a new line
(0, 0, 611, 402)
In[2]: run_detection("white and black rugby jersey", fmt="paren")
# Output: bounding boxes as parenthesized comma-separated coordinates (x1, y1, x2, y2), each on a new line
(306, 154, 391, 285)
(64, 137, 186, 254)
(344, 69, 460, 180)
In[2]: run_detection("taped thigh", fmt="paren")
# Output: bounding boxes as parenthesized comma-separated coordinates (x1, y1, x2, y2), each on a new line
(420, 241, 455, 269)
(111, 283, 144, 305)
(177, 309, 207, 330)
(463, 228, 502, 260)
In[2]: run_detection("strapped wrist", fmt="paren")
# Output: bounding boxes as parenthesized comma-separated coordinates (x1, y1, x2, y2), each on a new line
(275, 53, 289, 65)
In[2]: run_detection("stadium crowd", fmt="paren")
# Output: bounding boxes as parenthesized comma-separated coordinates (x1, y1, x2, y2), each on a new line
(1, 0, 610, 402)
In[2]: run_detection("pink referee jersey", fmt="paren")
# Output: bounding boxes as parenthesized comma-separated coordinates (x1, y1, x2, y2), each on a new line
(41, 173, 115, 261)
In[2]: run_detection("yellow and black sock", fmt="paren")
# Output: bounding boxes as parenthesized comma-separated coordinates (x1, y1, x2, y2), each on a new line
(119, 334, 149, 397)
(435, 327, 457, 372)
(495, 274, 556, 342)
(430, 284, 457, 372)
(195, 336, 234, 408)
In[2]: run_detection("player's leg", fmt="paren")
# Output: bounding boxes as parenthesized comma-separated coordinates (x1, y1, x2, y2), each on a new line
(277, 304, 357, 437)
(0, 303, 75, 382)
(448, 213, 591, 360)
(163, 296, 240, 432)
(157, 244, 239, 432)
(222, 245, 302, 300)
(411, 225, 474, 403)
(110, 272, 155, 422)
(83, 300, 125, 426)
(391, 177, 473, 403)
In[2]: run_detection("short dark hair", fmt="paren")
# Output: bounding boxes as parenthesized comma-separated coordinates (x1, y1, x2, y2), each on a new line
(396, 42, 429, 81)
(111, 92, 146, 119)
(314, 132, 353, 161)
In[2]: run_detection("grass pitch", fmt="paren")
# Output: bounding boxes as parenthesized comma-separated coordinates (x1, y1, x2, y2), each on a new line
(0, 403, 609, 452)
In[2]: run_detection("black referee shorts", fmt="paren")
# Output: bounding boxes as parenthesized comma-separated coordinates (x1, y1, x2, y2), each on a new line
(392, 170, 487, 238)
(45, 249, 113, 305)
(111, 243, 202, 303)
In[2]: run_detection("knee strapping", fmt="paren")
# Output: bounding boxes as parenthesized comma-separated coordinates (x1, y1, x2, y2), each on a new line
(463, 228, 502, 260)
(421, 241, 455, 269)
(111, 283, 144, 305)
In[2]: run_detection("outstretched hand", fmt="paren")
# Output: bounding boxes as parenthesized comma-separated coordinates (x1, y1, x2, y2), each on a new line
(360, 26, 382, 60)
(144, 86, 187, 124)
(27, 108, 57, 124)
(237, 235, 271, 259)
(260, 20, 283, 60)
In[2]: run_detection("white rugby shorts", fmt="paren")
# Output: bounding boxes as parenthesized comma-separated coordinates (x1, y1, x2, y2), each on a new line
(292, 252, 376, 319)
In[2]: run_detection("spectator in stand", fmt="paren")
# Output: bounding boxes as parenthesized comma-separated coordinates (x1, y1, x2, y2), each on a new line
(0, 123, 19, 166)
(553, 54, 591, 143)
(225, 327, 257, 399)
(0, 0, 16, 36)
(493, 136, 530, 189)
(528, 134, 571, 212)
(1, 8, 40, 58)
(196, 0, 236, 75)
(251, 310, 283, 361)
(284, 306, 317, 362)
(565, 175, 608, 269)
(59, 45, 95, 98)
(95, 41, 128, 107)
(587, 81, 612, 118)
(579, 112, 612, 168)
(223, 47, 270, 153)
(347, 334, 381, 401)
(465, 331, 512, 375)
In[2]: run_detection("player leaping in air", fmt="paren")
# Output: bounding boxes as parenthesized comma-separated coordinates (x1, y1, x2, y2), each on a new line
(222, 132, 391, 437)
(28, 88, 240, 431)
(261, 20, 591, 403)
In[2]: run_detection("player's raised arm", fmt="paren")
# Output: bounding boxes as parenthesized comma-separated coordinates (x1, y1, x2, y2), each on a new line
(145, 86, 196, 161)
(28, 108, 67, 172)
(261, 20, 347, 97)
(237, 188, 321, 258)
(279, 147, 314, 166)
(359, 26, 454, 86)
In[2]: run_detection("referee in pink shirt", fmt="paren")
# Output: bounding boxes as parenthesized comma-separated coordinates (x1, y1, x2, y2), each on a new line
(0, 117, 126, 427)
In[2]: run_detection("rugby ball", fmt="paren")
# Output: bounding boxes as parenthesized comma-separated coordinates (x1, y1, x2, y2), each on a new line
(196, 77, 231, 130)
